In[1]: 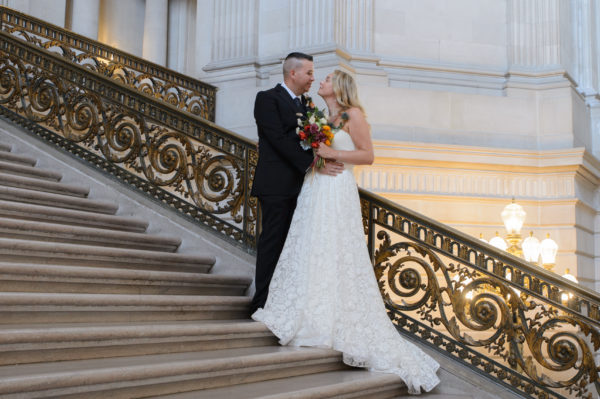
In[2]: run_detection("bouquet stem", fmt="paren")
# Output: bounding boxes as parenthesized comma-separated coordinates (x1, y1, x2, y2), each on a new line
(312, 151, 325, 170)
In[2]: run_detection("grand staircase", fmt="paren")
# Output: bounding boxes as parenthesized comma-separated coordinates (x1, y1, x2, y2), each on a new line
(1, 6, 599, 398)
(0, 131, 424, 399)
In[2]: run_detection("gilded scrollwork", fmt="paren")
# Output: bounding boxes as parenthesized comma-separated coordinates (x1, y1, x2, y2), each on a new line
(374, 228, 600, 398)
(0, 8, 216, 121)
(0, 31, 257, 248)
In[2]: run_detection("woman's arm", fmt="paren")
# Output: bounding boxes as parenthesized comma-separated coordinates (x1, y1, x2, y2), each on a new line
(316, 107, 374, 165)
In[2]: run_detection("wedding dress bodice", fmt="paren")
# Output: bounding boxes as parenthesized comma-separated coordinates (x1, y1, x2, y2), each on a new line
(331, 130, 355, 170)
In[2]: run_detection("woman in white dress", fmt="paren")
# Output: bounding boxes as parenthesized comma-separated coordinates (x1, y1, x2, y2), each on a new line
(252, 70, 440, 394)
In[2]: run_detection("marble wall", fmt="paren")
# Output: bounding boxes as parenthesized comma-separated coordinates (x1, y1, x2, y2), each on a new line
(4, 0, 600, 290)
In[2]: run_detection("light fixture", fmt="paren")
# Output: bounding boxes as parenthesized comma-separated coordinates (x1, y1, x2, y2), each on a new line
(489, 231, 508, 251)
(478, 199, 563, 274)
(501, 198, 526, 235)
(561, 268, 578, 302)
(501, 199, 526, 257)
(522, 232, 540, 264)
(540, 234, 558, 271)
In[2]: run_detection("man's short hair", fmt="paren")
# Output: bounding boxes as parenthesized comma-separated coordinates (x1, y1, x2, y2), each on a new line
(283, 52, 313, 78)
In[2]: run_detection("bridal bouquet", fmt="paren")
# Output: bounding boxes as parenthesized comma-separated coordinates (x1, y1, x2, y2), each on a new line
(296, 106, 335, 169)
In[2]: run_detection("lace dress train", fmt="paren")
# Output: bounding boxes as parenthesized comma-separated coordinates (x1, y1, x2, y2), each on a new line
(252, 131, 440, 394)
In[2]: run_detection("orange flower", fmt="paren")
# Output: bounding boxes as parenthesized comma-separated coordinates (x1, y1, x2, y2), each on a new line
(322, 125, 331, 132)
(325, 140, 331, 146)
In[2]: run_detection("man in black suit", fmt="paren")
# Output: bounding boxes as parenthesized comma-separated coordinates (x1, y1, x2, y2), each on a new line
(250, 52, 342, 314)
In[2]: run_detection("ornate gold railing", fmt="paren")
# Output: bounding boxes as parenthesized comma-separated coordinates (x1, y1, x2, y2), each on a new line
(0, 6, 216, 121)
(0, 30, 257, 249)
(0, 10, 599, 398)
(361, 189, 600, 399)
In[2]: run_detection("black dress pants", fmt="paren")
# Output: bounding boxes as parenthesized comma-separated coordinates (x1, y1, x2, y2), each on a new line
(250, 195, 298, 314)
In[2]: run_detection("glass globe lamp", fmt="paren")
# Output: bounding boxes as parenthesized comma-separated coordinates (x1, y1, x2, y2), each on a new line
(561, 268, 578, 302)
(540, 234, 558, 271)
(489, 232, 508, 251)
(522, 232, 540, 264)
(501, 199, 526, 256)
(501, 199, 526, 235)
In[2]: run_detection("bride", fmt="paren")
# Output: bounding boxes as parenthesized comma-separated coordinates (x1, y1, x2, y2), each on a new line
(252, 70, 440, 394)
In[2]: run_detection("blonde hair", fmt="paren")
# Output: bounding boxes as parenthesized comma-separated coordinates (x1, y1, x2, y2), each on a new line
(332, 70, 365, 114)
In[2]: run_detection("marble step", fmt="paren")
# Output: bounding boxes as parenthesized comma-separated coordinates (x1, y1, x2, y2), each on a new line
(0, 200, 147, 232)
(0, 346, 344, 399)
(0, 217, 180, 251)
(0, 320, 274, 366)
(0, 159, 62, 181)
(0, 238, 215, 272)
(0, 263, 250, 296)
(0, 149, 36, 166)
(0, 293, 250, 324)
(0, 186, 118, 214)
(0, 171, 88, 197)
(0, 142, 11, 152)
(157, 370, 405, 399)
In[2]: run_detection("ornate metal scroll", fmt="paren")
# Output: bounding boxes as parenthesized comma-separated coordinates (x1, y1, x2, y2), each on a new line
(0, 31, 257, 249)
(0, 6, 216, 121)
(360, 189, 600, 399)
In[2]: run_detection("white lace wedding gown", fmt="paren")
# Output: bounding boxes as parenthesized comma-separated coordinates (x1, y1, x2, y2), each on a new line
(252, 130, 440, 394)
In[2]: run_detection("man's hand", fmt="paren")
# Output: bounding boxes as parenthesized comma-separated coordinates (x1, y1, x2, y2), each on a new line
(317, 159, 344, 176)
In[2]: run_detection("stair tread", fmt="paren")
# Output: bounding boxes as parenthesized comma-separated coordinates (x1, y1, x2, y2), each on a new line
(0, 237, 215, 266)
(157, 370, 403, 399)
(0, 345, 339, 379)
(0, 150, 36, 166)
(0, 199, 147, 231)
(0, 292, 250, 306)
(0, 143, 10, 152)
(0, 319, 255, 330)
(0, 171, 88, 197)
(0, 159, 62, 181)
(0, 263, 251, 285)
(0, 320, 269, 343)
(0, 217, 181, 250)
(0, 186, 118, 214)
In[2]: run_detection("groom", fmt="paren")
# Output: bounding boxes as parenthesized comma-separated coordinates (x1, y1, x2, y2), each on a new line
(250, 52, 342, 314)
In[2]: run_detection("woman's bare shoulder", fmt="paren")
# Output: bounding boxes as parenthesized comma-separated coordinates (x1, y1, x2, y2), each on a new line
(345, 107, 364, 118)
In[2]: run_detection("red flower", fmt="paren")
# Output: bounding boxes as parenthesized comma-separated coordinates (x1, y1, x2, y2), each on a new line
(299, 132, 307, 140)
(311, 142, 319, 148)
(304, 125, 310, 132)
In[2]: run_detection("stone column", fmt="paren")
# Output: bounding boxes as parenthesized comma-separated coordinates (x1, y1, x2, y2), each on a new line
(211, 0, 256, 62)
(142, 0, 169, 66)
(194, 0, 213, 78)
(289, 0, 335, 50)
(334, 0, 373, 53)
(572, 0, 598, 96)
(70, 0, 100, 40)
(98, 0, 145, 56)
(27, 0, 67, 27)
(507, 0, 561, 69)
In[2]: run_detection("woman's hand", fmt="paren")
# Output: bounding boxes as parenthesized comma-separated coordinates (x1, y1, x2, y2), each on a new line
(316, 143, 336, 159)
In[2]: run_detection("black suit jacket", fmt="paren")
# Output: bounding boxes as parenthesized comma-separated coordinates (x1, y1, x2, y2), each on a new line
(251, 84, 314, 197)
